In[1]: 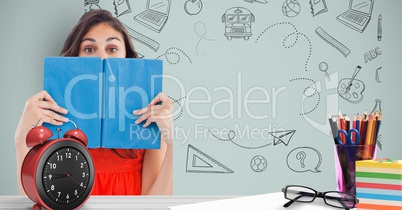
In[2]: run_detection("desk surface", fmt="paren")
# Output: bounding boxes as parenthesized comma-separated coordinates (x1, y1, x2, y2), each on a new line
(0, 193, 354, 210)
(1, 195, 232, 210)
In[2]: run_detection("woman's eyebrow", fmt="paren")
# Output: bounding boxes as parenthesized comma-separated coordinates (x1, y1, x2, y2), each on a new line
(81, 37, 96, 43)
(106, 37, 121, 42)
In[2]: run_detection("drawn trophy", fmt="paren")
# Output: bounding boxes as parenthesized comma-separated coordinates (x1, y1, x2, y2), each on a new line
(338, 66, 365, 103)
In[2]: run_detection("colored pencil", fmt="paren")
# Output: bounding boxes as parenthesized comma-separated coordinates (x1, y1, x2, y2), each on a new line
(352, 114, 358, 140)
(359, 116, 368, 146)
(345, 115, 350, 132)
(338, 111, 345, 143)
(328, 113, 338, 144)
(365, 113, 375, 146)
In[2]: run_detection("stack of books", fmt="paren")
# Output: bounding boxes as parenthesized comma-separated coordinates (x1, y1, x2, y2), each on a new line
(356, 159, 402, 209)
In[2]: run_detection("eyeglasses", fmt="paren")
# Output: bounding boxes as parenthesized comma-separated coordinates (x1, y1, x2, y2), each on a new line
(282, 185, 358, 210)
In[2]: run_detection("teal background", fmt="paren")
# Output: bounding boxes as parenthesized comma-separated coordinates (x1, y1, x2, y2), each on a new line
(1, 0, 402, 195)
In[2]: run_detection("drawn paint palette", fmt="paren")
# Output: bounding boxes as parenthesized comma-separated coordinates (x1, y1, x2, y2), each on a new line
(338, 78, 365, 103)
(337, 66, 365, 104)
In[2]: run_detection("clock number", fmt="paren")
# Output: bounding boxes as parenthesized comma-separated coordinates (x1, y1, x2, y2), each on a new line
(80, 182, 83, 187)
(57, 155, 63, 161)
(74, 190, 78, 195)
(57, 192, 61, 197)
(66, 194, 70, 199)
(80, 163, 84, 168)
(49, 163, 57, 169)
(51, 185, 55, 191)
(82, 172, 86, 177)
(65, 152, 72, 159)
(76, 155, 78, 161)
(48, 174, 52, 180)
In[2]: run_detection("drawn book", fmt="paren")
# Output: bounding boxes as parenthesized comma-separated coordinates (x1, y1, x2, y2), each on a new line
(43, 57, 163, 149)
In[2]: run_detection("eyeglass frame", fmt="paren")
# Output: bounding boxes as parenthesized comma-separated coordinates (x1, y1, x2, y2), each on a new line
(281, 185, 359, 210)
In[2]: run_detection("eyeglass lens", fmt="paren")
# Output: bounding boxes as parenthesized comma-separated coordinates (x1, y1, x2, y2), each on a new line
(285, 186, 316, 202)
(325, 192, 356, 208)
(284, 186, 357, 209)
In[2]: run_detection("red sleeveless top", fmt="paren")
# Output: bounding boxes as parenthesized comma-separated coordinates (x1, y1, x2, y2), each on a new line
(89, 148, 145, 195)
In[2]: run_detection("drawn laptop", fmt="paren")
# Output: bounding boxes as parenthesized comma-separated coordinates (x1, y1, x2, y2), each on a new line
(134, 0, 172, 33)
(336, 0, 374, 33)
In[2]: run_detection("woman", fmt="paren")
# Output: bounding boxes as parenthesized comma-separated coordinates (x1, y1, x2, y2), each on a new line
(15, 9, 173, 195)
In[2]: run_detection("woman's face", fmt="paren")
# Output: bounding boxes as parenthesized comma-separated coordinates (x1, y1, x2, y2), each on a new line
(79, 23, 126, 59)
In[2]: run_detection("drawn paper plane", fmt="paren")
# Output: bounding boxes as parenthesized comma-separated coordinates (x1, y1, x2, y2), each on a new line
(186, 144, 234, 173)
(269, 130, 296, 146)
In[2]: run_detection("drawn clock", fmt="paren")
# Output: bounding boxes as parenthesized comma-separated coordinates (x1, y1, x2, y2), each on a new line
(21, 121, 95, 210)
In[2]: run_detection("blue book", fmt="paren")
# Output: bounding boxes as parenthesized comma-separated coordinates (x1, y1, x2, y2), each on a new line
(43, 57, 163, 149)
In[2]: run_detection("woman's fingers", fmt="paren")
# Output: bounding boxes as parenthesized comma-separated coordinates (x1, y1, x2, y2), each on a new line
(143, 112, 173, 128)
(38, 90, 56, 103)
(41, 109, 69, 124)
(133, 93, 171, 114)
(26, 90, 68, 126)
(40, 115, 64, 126)
(134, 105, 165, 124)
(148, 93, 169, 106)
(132, 93, 173, 132)
(38, 100, 68, 116)
(133, 106, 148, 115)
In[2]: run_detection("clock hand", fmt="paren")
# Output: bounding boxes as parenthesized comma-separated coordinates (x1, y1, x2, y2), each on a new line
(49, 173, 68, 180)
(65, 172, 82, 187)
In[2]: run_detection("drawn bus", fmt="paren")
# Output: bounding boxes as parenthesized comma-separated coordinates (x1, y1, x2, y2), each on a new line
(222, 7, 255, 40)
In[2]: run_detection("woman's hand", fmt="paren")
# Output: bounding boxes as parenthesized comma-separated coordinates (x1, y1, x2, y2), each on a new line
(133, 93, 173, 145)
(15, 90, 69, 195)
(15, 90, 69, 146)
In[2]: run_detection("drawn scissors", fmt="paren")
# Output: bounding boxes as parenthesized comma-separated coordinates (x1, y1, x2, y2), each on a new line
(336, 128, 360, 145)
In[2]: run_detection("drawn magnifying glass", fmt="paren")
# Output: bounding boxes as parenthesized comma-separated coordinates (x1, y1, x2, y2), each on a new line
(319, 62, 330, 81)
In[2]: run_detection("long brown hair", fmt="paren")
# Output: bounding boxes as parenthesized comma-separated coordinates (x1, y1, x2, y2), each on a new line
(60, 9, 138, 58)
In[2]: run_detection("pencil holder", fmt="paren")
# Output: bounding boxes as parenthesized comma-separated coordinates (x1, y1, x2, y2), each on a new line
(334, 145, 377, 196)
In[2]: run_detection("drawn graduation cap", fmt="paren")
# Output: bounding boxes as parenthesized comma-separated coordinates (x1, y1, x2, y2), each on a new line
(270, 130, 296, 146)
(186, 144, 234, 173)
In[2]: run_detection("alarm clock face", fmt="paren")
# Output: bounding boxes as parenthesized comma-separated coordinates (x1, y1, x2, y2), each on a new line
(37, 140, 94, 209)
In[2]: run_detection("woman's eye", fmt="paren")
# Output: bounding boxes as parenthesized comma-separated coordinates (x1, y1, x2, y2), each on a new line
(84, 47, 94, 53)
(108, 47, 118, 53)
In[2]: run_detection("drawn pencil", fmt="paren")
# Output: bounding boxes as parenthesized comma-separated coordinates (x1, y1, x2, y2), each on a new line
(377, 14, 382, 41)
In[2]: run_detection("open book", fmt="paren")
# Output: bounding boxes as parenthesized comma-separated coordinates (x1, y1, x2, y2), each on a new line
(43, 57, 163, 149)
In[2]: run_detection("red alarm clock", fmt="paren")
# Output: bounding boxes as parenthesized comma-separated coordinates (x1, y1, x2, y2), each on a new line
(21, 121, 95, 210)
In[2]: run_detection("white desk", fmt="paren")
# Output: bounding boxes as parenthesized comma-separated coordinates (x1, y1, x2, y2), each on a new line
(0, 193, 354, 209)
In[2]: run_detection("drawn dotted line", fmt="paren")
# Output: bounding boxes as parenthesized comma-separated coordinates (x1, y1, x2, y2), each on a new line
(301, 89, 320, 116)
(194, 21, 216, 56)
(207, 129, 271, 149)
(255, 21, 298, 43)
(156, 47, 192, 64)
(289, 78, 316, 86)
(255, 22, 312, 71)
(283, 33, 312, 71)
(283, 32, 299, 48)
(167, 96, 186, 121)
(303, 86, 317, 98)
(194, 22, 216, 41)
(289, 78, 320, 115)
(300, 33, 312, 72)
(163, 52, 180, 65)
